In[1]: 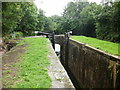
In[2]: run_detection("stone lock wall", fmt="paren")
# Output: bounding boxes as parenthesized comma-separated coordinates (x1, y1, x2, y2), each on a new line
(54, 35, 120, 88)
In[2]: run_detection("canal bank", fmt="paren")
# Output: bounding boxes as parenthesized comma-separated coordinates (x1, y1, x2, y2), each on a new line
(47, 40, 75, 88)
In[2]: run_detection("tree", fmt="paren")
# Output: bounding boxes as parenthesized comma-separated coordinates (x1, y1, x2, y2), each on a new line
(2, 2, 23, 41)
(61, 1, 89, 34)
(15, 2, 38, 36)
(43, 17, 54, 33)
(49, 15, 64, 34)
(111, 1, 120, 42)
(2, 1, 38, 41)
(95, 1, 120, 42)
(36, 9, 46, 31)
(79, 3, 102, 37)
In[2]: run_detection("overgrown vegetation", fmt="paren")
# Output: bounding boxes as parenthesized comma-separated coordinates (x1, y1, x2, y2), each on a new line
(3, 37, 51, 88)
(71, 36, 119, 56)
(2, 0, 120, 43)
(49, 1, 120, 43)
(2, 1, 54, 42)
(95, 2, 120, 43)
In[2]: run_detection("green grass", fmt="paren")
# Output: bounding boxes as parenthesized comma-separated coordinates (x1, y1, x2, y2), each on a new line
(12, 37, 51, 88)
(71, 36, 120, 56)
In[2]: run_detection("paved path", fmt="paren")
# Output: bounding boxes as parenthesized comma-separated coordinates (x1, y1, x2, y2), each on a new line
(47, 40, 75, 89)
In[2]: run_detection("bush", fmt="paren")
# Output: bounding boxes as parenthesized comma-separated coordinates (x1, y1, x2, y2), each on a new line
(12, 32, 23, 39)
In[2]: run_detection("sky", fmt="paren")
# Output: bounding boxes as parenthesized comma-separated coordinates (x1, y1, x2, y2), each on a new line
(34, 0, 101, 17)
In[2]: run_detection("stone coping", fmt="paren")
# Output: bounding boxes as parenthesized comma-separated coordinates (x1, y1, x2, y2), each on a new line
(70, 38, 120, 61)
(47, 40, 75, 88)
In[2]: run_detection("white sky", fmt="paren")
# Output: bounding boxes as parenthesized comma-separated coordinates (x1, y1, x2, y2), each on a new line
(34, 0, 101, 17)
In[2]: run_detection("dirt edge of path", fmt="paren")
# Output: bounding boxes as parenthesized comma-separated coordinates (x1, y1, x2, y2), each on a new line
(2, 44, 27, 88)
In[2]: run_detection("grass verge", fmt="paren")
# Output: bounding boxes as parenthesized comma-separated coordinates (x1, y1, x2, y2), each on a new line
(71, 36, 120, 56)
(7, 37, 51, 88)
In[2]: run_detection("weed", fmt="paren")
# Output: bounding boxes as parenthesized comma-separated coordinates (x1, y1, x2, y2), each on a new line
(3, 70, 12, 74)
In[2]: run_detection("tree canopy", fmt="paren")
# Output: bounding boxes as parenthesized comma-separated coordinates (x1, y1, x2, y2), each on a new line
(2, 1, 120, 43)
(48, 1, 120, 42)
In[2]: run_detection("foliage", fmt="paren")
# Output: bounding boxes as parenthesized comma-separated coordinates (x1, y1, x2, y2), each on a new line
(62, 1, 89, 34)
(43, 17, 55, 33)
(12, 32, 23, 39)
(52, 1, 120, 43)
(15, 2, 38, 36)
(2, 1, 53, 39)
(49, 15, 64, 34)
(95, 1, 120, 42)
(2, 2, 23, 41)
(2, 1, 120, 43)
(36, 9, 46, 31)
(79, 3, 102, 37)
(2, 1, 38, 40)
(71, 36, 119, 56)
(36, 10, 55, 33)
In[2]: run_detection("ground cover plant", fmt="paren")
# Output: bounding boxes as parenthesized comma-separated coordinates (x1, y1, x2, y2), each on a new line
(2, 37, 51, 88)
(71, 36, 120, 56)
